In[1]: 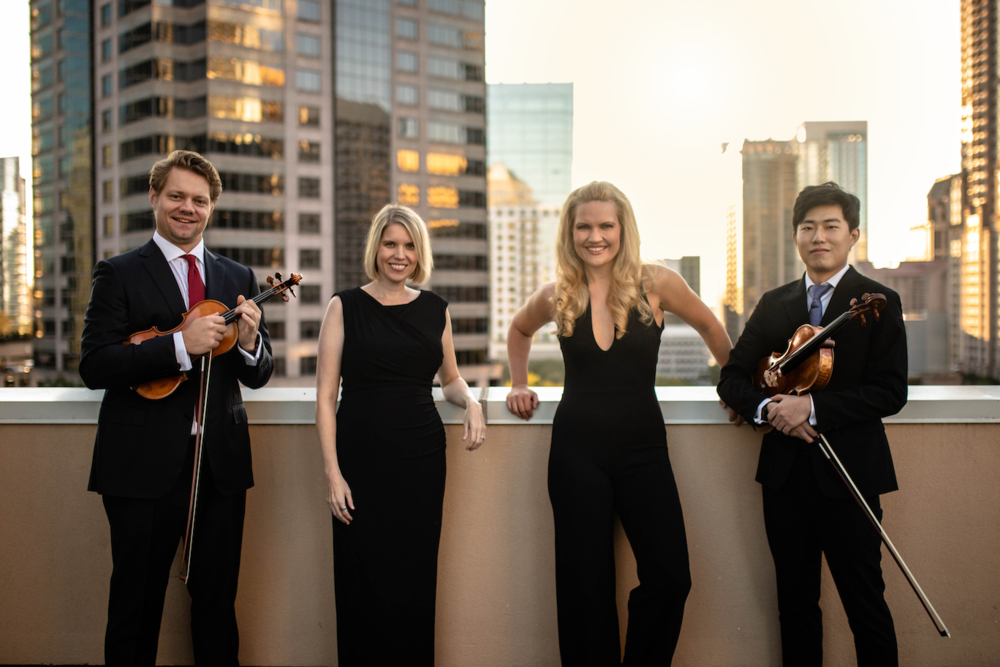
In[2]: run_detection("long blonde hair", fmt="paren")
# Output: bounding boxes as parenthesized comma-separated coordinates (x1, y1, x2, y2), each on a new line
(362, 204, 434, 285)
(553, 181, 654, 338)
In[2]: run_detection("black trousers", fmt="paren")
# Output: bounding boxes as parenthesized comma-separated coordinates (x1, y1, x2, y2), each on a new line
(548, 435, 691, 666)
(102, 443, 246, 666)
(762, 452, 897, 667)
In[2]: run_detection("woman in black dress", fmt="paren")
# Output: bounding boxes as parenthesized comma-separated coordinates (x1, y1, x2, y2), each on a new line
(506, 182, 733, 665)
(315, 204, 486, 666)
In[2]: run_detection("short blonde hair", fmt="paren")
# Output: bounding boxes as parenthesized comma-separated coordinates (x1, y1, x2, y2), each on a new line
(149, 150, 222, 203)
(363, 204, 434, 285)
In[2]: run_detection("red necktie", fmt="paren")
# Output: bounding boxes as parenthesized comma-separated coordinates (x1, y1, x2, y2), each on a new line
(183, 254, 205, 306)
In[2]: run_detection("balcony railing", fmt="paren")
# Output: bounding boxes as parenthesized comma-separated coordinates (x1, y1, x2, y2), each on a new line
(1, 386, 998, 666)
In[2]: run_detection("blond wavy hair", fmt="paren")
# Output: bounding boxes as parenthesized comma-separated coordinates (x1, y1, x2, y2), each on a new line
(553, 181, 654, 338)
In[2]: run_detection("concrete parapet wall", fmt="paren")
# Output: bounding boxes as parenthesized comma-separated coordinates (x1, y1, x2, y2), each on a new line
(0, 388, 998, 666)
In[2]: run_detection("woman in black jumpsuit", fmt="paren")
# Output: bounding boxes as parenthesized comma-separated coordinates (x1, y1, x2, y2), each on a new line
(506, 182, 733, 665)
(315, 204, 486, 665)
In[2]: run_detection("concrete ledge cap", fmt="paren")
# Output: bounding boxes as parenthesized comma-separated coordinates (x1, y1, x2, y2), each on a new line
(1, 385, 998, 425)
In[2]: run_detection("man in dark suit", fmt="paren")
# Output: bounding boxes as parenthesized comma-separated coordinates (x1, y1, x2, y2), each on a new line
(80, 150, 273, 665)
(717, 182, 907, 667)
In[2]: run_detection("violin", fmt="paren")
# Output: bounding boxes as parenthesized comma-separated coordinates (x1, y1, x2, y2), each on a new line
(125, 272, 301, 400)
(752, 292, 887, 398)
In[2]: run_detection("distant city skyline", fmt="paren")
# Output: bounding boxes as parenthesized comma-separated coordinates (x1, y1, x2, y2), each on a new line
(0, 1, 961, 315)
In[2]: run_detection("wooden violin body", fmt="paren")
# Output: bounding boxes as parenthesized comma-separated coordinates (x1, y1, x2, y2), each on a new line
(124, 272, 301, 400)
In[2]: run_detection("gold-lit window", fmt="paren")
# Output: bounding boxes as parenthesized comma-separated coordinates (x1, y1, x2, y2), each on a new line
(102, 144, 112, 168)
(103, 215, 113, 237)
(427, 153, 467, 176)
(397, 150, 420, 172)
(102, 180, 113, 203)
(427, 186, 458, 208)
(427, 219, 459, 229)
(398, 183, 419, 205)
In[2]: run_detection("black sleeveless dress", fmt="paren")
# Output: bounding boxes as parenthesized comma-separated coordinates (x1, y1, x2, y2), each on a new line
(548, 300, 691, 665)
(332, 287, 447, 666)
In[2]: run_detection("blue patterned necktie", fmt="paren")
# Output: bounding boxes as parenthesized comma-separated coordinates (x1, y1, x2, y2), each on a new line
(808, 284, 832, 326)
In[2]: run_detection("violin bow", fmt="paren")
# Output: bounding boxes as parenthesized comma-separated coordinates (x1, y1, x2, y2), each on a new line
(180, 350, 213, 584)
(817, 434, 950, 638)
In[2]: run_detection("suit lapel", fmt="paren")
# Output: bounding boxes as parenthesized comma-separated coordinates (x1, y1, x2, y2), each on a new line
(139, 239, 186, 317)
(822, 266, 863, 326)
(204, 249, 228, 303)
(781, 275, 809, 326)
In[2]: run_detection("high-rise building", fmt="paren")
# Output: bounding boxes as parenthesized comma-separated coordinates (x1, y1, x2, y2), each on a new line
(741, 139, 800, 319)
(30, 0, 489, 386)
(928, 173, 966, 371)
(487, 164, 559, 360)
(29, 0, 93, 378)
(655, 325, 710, 383)
(723, 205, 742, 345)
(487, 83, 572, 207)
(0, 158, 31, 336)
(794, 121, 868, 261)
(335, 0, 490, 384)
(960, 0, 998, 378)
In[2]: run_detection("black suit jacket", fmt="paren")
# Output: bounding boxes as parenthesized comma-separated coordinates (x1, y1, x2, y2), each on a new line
(717, 266, 908, 498)
(80, 239, 273, 499)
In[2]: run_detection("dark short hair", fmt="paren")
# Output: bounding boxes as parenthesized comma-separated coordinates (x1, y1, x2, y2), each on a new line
(149, 150, 223, 203)
(792, 182, 860, 232)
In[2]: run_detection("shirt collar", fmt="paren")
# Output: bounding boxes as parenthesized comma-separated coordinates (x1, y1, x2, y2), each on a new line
(804, 263, 850, 291)
(153, 230, 205, 266)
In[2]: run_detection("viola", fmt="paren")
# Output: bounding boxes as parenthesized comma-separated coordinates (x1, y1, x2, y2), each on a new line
(125, 272, 301, 400)
(752, 292, 886, 399)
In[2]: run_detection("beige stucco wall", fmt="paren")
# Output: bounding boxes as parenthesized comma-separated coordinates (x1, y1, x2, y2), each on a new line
(1, 421, 997, 665)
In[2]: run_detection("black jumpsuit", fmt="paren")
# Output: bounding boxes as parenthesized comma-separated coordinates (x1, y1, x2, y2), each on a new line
(549, 301, 691, 665)
(331, 287, 447, 666)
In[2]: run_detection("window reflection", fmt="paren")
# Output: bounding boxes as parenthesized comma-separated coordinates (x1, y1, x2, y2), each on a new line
(397, 150, 419, 172)
(426, 153, 466, 176)
(428, 186, 458, 208)
(398, 183, 419, 205)
(207, 56, 285, 86)
(209, 96, 283, 123)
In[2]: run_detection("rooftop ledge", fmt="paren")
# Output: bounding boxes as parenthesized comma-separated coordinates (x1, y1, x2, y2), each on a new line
(2, 385, 998, 425)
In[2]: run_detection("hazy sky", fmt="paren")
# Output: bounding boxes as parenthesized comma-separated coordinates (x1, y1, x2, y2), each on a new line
(0, 1, 961, 307)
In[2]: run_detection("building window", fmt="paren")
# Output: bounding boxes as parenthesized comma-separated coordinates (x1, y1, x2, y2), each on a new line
(101, 3, 112, 27)
(102, 38, 112, 62)
(296, 70, 321, 92)
(396, 51, 418, 73)
(102, 144, 113, 167)
(397, 150, 419, 172)
(101, 74, 112, 97)
(299, 213, 321, 234)
(298, 105, 320, 126)
(273, 356, 286, 377)
(300, 356, 318, 375)
(298, 141, 320, 163)
(428, 24, 465, 49)
(427, 186, 457, 208)
(300, 248, 321, 268)
(296, 34, 320, 57)
(398, 0, 417, 5)
(102, 108, 112, 132)
(300, 320, 322, 339)
(299, 177, 320, 198)
(103, 215, 113, 237)
(397, 84, 418, 106)
(297, 0, 320, 21)
(300, 285, 321, 304)
(268, 321, 285, 340)
(102, 180, 113, 203)
(397, 18, 418, 39)
(398, 183, 419, 205)
(398, 118, 419, 139)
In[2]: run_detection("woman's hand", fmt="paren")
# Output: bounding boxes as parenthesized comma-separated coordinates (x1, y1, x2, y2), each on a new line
(463, 400, 486, 451)
(506, 384, 539, 421)
(326, 469, 355, 525)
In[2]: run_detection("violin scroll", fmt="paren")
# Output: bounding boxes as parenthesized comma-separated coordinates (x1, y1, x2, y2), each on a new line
(848, 292, 886, 327)
(267, 272, 302, 302)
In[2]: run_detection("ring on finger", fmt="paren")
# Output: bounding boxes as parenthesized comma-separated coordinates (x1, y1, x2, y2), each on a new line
(339, 506, 348, 511)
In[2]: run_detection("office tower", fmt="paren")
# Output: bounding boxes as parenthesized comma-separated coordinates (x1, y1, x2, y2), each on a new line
(928, 174, 966, 371)
(960, 0, 997, 378)
(741, 139, 800, 318)
(0, 158, 31, 337)
(336, 0, 490, 384)
(487, 83, 572, 206)
(794, 121, 868, 261)
(29, 0, 92, 378)
(655, 325, 710, 383)
(90, 0, 334, 385)
(488, 164, 559, 359)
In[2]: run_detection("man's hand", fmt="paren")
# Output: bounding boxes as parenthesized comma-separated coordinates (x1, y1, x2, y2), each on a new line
(788, 421, 818, 443)
(182, 315, 227, 356)
(719, 398, 745, 427)
(767, 394, 812, 435)
(234, 294, 262, 353)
